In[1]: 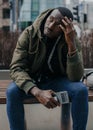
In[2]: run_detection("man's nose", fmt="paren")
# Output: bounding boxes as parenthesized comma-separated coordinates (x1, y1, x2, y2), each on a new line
(48, 22, 55, 29)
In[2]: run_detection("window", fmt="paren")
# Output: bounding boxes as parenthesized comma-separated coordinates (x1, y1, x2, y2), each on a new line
(2, 26, 10, 31)
(19, 21, 32, 31)
(31, 0, 39, 21)
(3, 9, 10, 19)
(3, 0, 8, 3)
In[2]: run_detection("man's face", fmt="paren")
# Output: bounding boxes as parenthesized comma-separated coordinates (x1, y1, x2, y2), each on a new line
(44, 9, 63, 39)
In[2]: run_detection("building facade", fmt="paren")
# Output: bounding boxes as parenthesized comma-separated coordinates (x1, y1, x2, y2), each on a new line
(0, 0, 10, 31)
(16, 0, 66, 31)
(67, 1, 93, 30)
(1, 0, 93, 32)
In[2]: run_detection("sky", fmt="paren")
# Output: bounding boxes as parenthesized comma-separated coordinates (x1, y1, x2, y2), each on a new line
(80, 0, 93, 1)
(66, 0, 93, 4)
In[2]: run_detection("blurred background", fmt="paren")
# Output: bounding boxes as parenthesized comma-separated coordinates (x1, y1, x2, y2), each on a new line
(0, 0, 93, 69)
(0, 1, 93, 130)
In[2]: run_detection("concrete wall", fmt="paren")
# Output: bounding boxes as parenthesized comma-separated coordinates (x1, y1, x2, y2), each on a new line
(0, 103, 93, 130)
(0, 104, 61, 130)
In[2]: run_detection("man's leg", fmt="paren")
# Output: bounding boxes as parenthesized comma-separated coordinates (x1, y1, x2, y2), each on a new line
(6, 82, 33, 130)
(6, 78, 88, 130)
(39, 77, 88, 130)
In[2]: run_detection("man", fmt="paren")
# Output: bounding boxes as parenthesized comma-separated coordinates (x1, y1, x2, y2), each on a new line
(6, 7, 88, 130)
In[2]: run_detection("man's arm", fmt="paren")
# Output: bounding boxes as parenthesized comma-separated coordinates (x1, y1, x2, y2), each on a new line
(66, 38, 84, 81)
(59, 17, 84, 81)
(10, 27, 36, 94)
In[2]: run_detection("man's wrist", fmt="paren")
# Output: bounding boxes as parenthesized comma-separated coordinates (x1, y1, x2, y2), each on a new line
(30, 86, 41, 96)
(68, 49, 77, 56)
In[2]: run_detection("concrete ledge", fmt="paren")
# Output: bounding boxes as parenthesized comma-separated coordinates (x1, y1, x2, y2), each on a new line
(0, 68, 93, 80)
(0, 70, 10, 80)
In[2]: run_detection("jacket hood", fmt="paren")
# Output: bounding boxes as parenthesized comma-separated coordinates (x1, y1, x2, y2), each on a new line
(32, 9, 54, 39)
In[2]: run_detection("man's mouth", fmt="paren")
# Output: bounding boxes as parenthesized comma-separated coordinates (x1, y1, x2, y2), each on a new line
(45, 27, 52, 34)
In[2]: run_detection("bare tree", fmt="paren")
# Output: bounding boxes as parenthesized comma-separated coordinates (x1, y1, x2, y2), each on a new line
(81, 29, 93, 68)
(0, 31, 19, 69)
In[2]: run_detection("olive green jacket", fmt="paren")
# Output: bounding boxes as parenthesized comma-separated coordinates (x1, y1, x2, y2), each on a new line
(10, 9, 84, 94)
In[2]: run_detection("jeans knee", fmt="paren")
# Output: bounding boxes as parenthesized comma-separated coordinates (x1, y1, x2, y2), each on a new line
(76, 83, 88, 98)
(6, 83, 16, 100)
(6, 82, 23, 101)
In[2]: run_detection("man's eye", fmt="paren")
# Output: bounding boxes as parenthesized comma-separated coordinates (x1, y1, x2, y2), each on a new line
(52, 19, 61, 25)
(56, 22, 60, 25)
(49, 18, 53, 22)
(47, 16, 54, 22)
(54, 22, 61, 26)
(56, 20, 62, 25)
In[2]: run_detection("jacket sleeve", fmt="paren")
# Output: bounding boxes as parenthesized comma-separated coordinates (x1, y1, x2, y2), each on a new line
(10, 27, 36, 94)
(66, 37, 84, 81)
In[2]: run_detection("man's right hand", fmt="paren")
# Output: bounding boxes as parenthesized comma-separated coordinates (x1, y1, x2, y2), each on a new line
(30, 87, 60, 109)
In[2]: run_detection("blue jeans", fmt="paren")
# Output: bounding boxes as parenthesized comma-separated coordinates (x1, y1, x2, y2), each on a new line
(6, 77, 88, 130)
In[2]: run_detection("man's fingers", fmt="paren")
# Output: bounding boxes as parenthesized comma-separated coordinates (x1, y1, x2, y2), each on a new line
(44, 97, 60, 109)
(51, 97, 60, 106)
(45, 101, 58, 109)
(49, 90, 55, 94)
(59, 24, 65, 32)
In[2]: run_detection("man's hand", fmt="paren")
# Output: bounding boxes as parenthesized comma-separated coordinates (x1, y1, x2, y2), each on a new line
(59, 17, 77, 53)
(30, 87, 60, 109)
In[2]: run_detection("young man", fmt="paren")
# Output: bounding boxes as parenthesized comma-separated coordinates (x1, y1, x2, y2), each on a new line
(6, 7, 88, 130)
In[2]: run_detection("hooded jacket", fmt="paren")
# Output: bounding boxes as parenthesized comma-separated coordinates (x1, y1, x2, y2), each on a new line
(10, 9, 84, 94)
